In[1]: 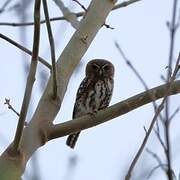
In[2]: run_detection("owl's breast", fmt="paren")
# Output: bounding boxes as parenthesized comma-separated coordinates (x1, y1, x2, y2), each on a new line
(74, 79, 113, 118)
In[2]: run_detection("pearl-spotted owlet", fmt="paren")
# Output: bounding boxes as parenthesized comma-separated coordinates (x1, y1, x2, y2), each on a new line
(66, 59, 114, 148)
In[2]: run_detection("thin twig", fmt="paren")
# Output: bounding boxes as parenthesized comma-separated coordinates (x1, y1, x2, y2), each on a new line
(103, 23, 114, 30)
(72, 0, 87, 11)
(154, 127, 167, 153)
(167, 0, 178, 75)
(115, 41, 148, 89)
(4, 98, 20, 117)
(4, 98, 28, 126)
(169, 107, 179, 121)
(42, 0, 57, 99)
(0, 0, 142, 27)
(0, 33, 51, 70)
(115, 41, 161, 112)
(12, 0, 41, 153)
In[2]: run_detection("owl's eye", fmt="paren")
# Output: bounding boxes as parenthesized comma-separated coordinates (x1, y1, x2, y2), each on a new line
(92, 64, 99, 70)
(103, 65, 109, 71)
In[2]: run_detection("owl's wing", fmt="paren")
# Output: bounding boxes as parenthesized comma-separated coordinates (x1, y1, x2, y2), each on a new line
(72, 77, 90, 118)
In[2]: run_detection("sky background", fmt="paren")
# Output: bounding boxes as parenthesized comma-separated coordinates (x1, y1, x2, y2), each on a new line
(0, 0, 180, 180)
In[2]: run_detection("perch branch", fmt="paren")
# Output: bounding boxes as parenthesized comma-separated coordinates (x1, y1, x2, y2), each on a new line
(48, 80, 180, 140)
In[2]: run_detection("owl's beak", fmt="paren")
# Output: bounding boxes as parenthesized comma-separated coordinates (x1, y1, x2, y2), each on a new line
(99, 69, 102, 75)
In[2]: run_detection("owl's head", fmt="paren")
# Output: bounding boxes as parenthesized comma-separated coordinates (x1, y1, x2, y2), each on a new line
(86, 59, 114, 78)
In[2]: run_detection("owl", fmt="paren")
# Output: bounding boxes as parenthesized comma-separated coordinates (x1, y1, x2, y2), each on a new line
(66, 59, 115, 149)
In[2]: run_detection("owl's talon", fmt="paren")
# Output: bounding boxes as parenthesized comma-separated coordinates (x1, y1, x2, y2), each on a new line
(88, 111, 97, 116)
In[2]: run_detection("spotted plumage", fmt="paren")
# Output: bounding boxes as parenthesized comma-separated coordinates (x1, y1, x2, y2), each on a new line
(66, 59, 115, 149)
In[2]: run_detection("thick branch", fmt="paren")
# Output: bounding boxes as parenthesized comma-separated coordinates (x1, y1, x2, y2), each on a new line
(48, 80, 180, 140)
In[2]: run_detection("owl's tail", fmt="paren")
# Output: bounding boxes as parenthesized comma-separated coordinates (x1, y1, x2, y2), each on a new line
(66, 132, 80, 149)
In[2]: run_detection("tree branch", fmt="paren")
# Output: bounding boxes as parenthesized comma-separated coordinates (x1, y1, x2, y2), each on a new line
(48, 80, 180, 140)
(0, 33, 51, 69)
(0, 0, 142, 27)
(42, 0, 57, 99)
(12, 0, 41, 153)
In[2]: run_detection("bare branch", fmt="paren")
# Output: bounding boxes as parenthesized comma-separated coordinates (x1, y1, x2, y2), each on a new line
(12, 0, 41, 153)
(0, 33, 51, 70)
(0, 0, 142, 27)
(125, 53, 180, 180)
(48, 80, 180, 140)
(42, 0, 57, 99)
